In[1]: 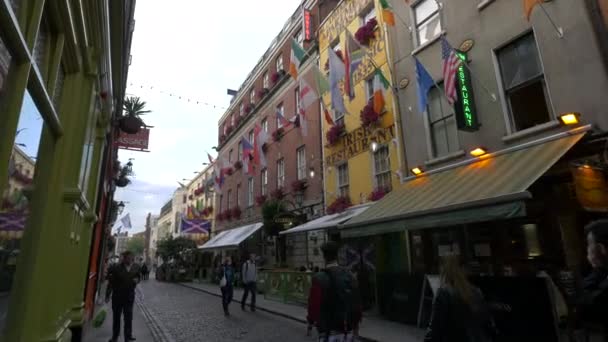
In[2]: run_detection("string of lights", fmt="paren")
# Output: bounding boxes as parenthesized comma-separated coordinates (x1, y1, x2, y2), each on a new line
(127, 82, 228, 110)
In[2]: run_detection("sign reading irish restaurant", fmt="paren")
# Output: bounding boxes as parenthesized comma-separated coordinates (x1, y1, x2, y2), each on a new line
(325, 124, 395, 165)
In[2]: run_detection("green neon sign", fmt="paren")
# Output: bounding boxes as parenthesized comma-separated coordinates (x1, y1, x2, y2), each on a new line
(454, 51, 479, 132)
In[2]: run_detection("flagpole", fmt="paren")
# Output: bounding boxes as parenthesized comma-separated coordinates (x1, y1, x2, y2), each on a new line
(538, 1, 564, 38)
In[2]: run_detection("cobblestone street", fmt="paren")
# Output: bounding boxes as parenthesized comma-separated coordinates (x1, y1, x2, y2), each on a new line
(138, 280, 313, 342)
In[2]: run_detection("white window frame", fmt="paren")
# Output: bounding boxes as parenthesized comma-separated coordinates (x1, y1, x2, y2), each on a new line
(228, 149, 233, 163)
(277, 158, 285, 188)
(425, 83, 461, 159)
(250, 89, 256, 104)
(262, 118, 268, 133)
(248, 130, 255, 144)
(238, 141, 243, 161)
(276, 104, 285, 128)
(263, 72, 270, 89)
(295, 86, 300, 111)
(247, 178, 254, 207)
(261, 168, 268, 196)
(296, 146, 306, 180)
(296, 29, 304, 44)
(276, 55, 284, 72)
(337, 163, 349, 198)
(240, 103, 245, 116)
(412, 0, 442, 47)
(372, 145, 392, 191)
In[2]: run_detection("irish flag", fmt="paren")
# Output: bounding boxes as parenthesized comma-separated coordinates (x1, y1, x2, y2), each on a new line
(380, 0, 396, 26)
(290, 39, 306, 80)
(373, 68, 390, 114)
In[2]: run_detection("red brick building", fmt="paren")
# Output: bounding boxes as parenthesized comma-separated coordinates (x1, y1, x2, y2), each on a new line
(209, 0, 338, 266)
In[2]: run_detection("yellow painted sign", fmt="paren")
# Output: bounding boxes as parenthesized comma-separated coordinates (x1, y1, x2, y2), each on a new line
(319, 0, 373, 47)
(325, 124, 395, 165)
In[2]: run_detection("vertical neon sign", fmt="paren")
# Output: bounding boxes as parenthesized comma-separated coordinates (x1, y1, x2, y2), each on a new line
(303, 10, 312, 41)
(454, 51, 479, 131)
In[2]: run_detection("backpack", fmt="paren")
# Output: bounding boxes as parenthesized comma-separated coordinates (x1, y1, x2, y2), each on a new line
(319, 266, 358, 334)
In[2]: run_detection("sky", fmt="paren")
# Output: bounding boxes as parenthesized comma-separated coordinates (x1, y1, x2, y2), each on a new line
(114, 0, 303, 233)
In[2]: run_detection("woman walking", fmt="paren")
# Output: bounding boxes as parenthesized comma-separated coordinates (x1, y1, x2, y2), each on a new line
(425, 256, 495, 342)
(218, 256, 235, 316)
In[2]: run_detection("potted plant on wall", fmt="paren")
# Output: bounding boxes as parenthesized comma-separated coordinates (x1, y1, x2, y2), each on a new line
(355, 18, 378, 46)
(291, 179, 307, 193)
(119, 96, 150, 134)
(327, 195, 352, 214)
(115, 161, 134, 187)
(271, 187, 286, 200)
(326, 123, 345, 146)
(272, 128, 285, 142)
(255, 195, 267, 207)
(360, 101, 380, 128)
(234, 160, 243, 170)
(368, 187, 389, 202)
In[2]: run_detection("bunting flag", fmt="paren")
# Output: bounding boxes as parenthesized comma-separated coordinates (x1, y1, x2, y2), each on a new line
(441, 37, 463, 105)
(414, 57, 435, 113)
(322, 101, 335, 126)
(328, 48, 346, 114)
(313, 65, 330, 95)
(253, 124, 268, 167)
(373, 68, 390, 114)
(379, 0, 396, 26)
(120, 214, 132, 230)
(241, 136, 255, 174)
(344, 32, 363, 100)
(290, 39, 306, 79)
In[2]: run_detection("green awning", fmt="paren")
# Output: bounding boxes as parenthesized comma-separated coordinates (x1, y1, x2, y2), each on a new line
(340, 129, 587, 238)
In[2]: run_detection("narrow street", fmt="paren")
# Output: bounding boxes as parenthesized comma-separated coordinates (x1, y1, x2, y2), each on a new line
(138, 280, 312, 342)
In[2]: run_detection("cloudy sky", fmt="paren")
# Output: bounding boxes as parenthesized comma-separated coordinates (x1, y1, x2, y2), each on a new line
(114, 0, 303, 233)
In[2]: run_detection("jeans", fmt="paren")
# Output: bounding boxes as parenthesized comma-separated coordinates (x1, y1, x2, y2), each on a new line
(221, 286, 233, 312)
(241, 282, 257, 309)
(111, 297, 134, 341)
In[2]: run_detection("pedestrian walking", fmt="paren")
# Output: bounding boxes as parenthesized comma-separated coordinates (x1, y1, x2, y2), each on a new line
(218, 256, 235, 316)
(241, 253, 257, 312)
(140, 263, 148, 280)
(578, 219, 608, 341)
(424, 256, 495, 342)
(105, 251, 141, 342)
(307, 241, 362, 342)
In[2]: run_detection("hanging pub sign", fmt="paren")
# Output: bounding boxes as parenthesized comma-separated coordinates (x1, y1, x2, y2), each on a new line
(454, 51, 480, 132)
(273, 212, 305, 230)
(303, 9, 313, 41)
(116, 128, 150, 152)
(571, 164, 608, 212)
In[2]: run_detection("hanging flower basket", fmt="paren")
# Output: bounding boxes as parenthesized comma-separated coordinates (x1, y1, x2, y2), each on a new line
(327, 196, 352, 214)
(326, 124, 345, 145)
(118, 116, 144, 134)
(360, 101, 380, 128)
(234, 160, 243, 170)
(368, 187, 389, 202)
(324, 50, 344, 71)
(272, 128, 285, 142)
(291, 179, 308, 193)
(355, 18, 378, 46)
(115, 177, 130, 187)
(231, 207, 242, 219)
(258, 88, 269, 100)
(271, 187, 286, 200)
(244, 103, 253, 114)
(255, 195, 267, 206)
(271, 72, 281, 84)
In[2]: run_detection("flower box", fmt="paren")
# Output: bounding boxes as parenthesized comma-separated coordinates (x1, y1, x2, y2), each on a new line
(258, 88, 269, 100)
(216, 212, 225, 222)
(244, 103, 253, 114)
(231, 207, 242, 219)
(326, 124, 345, 145)
(224, 209, 232, 221)
(272, 128, 284, 142)
(360, 101, 380, 128)
(291, 179, 307, 193)
(234, 160, 243, 170)
(368, 187, 390, 202)
(271, 187, 286, 200)
(327, 196, 352, 214)
(271, 72, 281, 84)
(355, 18, 378, 46)
(255, 195, 267, 206)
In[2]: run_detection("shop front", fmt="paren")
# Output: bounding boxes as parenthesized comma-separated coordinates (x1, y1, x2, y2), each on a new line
(340, 127, 596, 335)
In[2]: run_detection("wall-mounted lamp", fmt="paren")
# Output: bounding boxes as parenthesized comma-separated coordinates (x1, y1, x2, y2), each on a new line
(309, 167, 316, 179)
(411, 167, 424, 176)
(469, 147, 488, 157)
(370, 140, 379, 153)
(559, 112, 581, 125)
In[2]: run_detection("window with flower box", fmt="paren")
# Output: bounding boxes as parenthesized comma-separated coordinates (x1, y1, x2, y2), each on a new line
(276, 55, 284, 72)
(277, 158, 285, 188)
(337, 163, 349, 198)
(373, 146, 391, 191)
(263, 72, 270, 89)
(238, 141, 243, 161)
(261, 168, 268, 196)
(276, 103, 285, 128)
(296, 146, 306, 180)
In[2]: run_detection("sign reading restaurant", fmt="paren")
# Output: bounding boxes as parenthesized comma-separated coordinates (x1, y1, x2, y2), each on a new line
(325, 124, 395, 165)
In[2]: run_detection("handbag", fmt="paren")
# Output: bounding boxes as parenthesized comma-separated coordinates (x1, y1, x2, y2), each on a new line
(220, 275, 227, 287)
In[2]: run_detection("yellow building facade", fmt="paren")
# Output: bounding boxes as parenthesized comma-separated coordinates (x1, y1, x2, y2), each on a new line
(319, 0, 402, 209)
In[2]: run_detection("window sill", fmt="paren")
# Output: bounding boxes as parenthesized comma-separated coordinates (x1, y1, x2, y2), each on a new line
(477, 0, 496, 11)
(425, 150, 466, 167)
(412, 31, 446, 56)
(502, 120, 561, 144)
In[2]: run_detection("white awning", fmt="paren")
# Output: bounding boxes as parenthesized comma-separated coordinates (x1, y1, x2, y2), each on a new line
(199, 222, 263, 250)
(279, 204, 372, 235)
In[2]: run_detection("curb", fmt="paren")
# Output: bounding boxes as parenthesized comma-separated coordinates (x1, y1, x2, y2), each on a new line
(178, 283, 378, 342)
(136, 296, 176, 342)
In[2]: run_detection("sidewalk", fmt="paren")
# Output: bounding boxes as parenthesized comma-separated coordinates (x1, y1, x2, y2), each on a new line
(180, 282, 425, 342)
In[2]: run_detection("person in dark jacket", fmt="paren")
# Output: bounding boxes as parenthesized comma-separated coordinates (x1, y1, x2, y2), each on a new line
(218, 256, 235, 316)
(140, 263, 149, 280)
(105, 251, 141, 342)
(579, 220, 608, 341)
(425, 256, 494, 342)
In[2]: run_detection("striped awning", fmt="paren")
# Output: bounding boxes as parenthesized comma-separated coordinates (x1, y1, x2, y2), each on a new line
(341, 129, 587, 238)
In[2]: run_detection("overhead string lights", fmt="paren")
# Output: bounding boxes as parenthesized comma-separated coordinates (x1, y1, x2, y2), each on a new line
(127, 82, 227, 110)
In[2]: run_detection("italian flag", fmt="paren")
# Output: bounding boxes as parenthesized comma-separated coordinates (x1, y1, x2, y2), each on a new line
(290, 39, 306, 80)
(373, 68, 390, 114)
(380, 0, 396, 26)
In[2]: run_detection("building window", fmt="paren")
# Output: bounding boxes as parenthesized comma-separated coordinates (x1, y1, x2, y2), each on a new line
(276, 103, 285, 128)
(295, 86, 300, 111)
(250, 89, 256, 104)
(261, 118, 268, 133)
(240, 103, 245, 116)
(263, 72, 270, 89)
(365, 78, 374, 102)
(277, 158, 285, 188)
(236, 184, 241, 207)
(296, 29, 304, 44)
(413, 0, 442, 46)
(231, 114, 235, 127)
(427, 85, 460, 158)
(229, 149, 233, 163)
(373, 146, 392, 191)
(227, 190, 232, 210)
(276, 54, 284, 72)
(337, 163, 349, 198)
(247, 178, 254, 207)
(238, 142, 243, 161)
(297, 146, 306, 180)
(497, 33, 552, 132)
(361, 7, 376, 24)
(248, 130, 255, 144)
(261, 168, 268, 196)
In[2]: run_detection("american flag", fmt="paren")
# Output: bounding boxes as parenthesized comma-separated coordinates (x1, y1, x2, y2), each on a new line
(441, 37, 463, 105)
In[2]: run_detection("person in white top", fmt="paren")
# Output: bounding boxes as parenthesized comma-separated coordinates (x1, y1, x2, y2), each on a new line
(241, 253, 257, 311)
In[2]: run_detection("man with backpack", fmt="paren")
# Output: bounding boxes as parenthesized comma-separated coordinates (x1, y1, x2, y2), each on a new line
(241, 253, 257, 311)
(307, 241, 362, 341)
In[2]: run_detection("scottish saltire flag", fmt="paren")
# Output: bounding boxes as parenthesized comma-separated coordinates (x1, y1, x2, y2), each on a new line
(441, 37, 462, 105)
(0, 212, 26, 231)
(415, 57, 435, 113)
(181, 216, 211, 235)
(329, 48, 346, 114)
(120, 214, 132, 230)
(241, 136, 255, 174)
